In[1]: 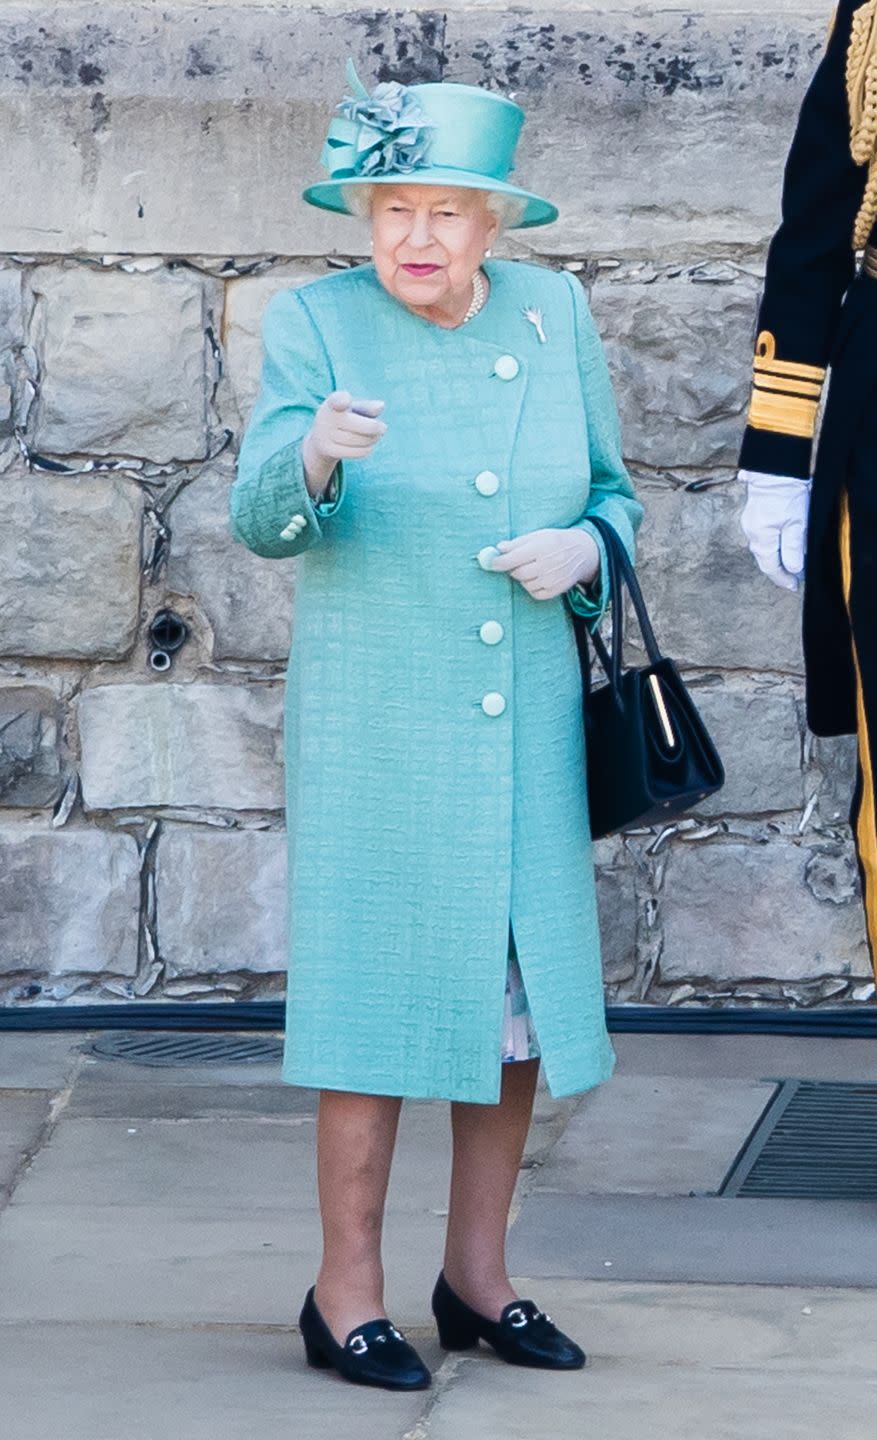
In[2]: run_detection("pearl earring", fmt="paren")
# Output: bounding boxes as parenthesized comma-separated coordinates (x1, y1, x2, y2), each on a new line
(485, 248, 492, 257)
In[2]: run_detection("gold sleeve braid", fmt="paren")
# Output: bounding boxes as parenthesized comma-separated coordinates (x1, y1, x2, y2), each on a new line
(746, 331, 826, 438)
(848, 0, 877, 246)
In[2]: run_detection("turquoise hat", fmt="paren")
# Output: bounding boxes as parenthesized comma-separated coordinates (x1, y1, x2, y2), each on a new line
(303, 61, 558, 229)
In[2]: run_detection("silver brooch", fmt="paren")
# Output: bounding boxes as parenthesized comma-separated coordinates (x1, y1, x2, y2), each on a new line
(522, 305, 547, 344)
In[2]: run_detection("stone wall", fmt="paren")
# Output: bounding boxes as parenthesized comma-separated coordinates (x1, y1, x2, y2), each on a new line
(1, 0, 872, 1009)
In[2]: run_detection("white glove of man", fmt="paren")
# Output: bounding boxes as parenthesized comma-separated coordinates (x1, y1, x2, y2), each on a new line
(302, 390, 386, 497)
(739, 469, 811, 592)
(489, 527, 601, 600)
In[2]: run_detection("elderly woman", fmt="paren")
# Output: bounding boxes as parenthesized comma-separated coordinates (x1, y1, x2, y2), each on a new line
(230, 66, 642, 1392)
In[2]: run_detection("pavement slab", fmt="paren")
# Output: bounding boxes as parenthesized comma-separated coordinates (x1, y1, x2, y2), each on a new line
(0, 1033, 82, 1090)
(0, 1322, 443, 1440)
(508, 1194, 877, 1288)
(612, 1033, 877, 1083)
(64, 1079, 318, 1119)
(12, 1117, 321, 1210)
(501, 1281, 877, 1374)
(0, 1091, 50, 1201)
(533, 1075, 775, 1196)
(0, 1103, 454, 1327)
(11, 1104, 455, 1214)
(424, 1356, 877, 1440)
(0, 1202, 447, 1327)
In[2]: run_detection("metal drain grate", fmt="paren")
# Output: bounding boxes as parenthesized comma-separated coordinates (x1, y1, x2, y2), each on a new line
(720, 1079, 877, 1200)
(88, 1031, 283, 1068)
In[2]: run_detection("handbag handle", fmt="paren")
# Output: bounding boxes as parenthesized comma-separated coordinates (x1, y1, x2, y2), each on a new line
(585, 515, 663, 670)
(591, 519, 624, 692)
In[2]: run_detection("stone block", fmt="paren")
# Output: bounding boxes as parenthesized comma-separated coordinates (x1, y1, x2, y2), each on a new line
(813, 732, 858, 825)
(222, 267, 326, 430)
(78, 682, 283, 811)
(690, 679, 803, 817)
(660, 841, 869, 984)
(635, 482, 804, 672)
(28, 267, 210, 462)
(165, 466, 294, 661)
(596, 862, 637, 984)
(0, 55, 369, 258)
(0, 268, 22, 345)
(449, 6, 821, 260)
(0, 4, 826, 258)
(591, 275, 759, 470)
(0, 686, 63, 808)
(156, 827, 287, 976)
(0, 268, 23, 436)
(804, 843, 861, 906)
(0, 826, 140, 976)
(0, 472, 141, 659)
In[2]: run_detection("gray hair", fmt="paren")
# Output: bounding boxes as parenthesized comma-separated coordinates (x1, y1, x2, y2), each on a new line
(342, 184, 526, 232)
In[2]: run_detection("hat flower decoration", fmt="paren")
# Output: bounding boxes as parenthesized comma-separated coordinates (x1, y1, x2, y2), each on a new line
(335, 63, 435, 177)
(306, 58, 559, 230)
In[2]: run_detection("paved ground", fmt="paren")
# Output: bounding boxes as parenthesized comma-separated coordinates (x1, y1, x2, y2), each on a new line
(0, 1028, 875, 1440)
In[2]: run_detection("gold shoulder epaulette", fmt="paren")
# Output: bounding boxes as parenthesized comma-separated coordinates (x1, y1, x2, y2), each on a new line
(746, 331, 826, 439)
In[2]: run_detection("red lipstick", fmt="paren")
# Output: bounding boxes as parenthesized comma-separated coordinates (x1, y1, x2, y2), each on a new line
(401, 264, 442, 277)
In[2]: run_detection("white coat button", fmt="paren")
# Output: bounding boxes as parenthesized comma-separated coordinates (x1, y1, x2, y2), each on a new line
(475, 470, 501, 496)
(479, 621, 504, 646)
(477, 545, 501, 571)
(494, 355, 520, 381)
(481, 691, 507, 717)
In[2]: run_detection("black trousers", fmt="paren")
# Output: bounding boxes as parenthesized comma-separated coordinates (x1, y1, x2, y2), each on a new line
(840, 469, 877, 980)
(805, 268, 877, 976)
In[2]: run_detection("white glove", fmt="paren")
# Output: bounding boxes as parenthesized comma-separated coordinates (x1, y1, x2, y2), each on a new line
(739, 469, 810, 593)
(302, 390, 386, 497)
(490, 527, 601, 600)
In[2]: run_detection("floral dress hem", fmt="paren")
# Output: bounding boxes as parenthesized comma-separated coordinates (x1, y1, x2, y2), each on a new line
(501, 950, 541, 1063)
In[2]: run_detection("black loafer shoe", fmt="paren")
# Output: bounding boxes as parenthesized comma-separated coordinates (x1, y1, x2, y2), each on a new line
(431, 1271, 585, 1370)
(299, 1287, 431, 1390)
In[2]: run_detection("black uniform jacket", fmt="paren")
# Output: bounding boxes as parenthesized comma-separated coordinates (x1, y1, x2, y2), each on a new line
(739, 0, 877, 737)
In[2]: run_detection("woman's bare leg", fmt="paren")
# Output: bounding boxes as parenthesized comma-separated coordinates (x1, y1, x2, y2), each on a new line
(442, 1058, 539, 1320)
(314, 1089, 402, 1342)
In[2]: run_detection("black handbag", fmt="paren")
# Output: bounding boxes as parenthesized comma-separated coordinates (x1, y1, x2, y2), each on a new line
(570, 515, 725, 840)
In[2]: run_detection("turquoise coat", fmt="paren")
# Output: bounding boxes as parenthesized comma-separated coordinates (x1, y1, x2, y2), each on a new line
(230, 259, 642, 1104)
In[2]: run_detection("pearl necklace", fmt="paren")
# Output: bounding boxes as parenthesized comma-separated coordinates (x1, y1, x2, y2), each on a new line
(461, 268, 487, 325)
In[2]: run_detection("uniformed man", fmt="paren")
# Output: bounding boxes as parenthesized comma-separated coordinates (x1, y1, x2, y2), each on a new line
(739, 0, 877, 979)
